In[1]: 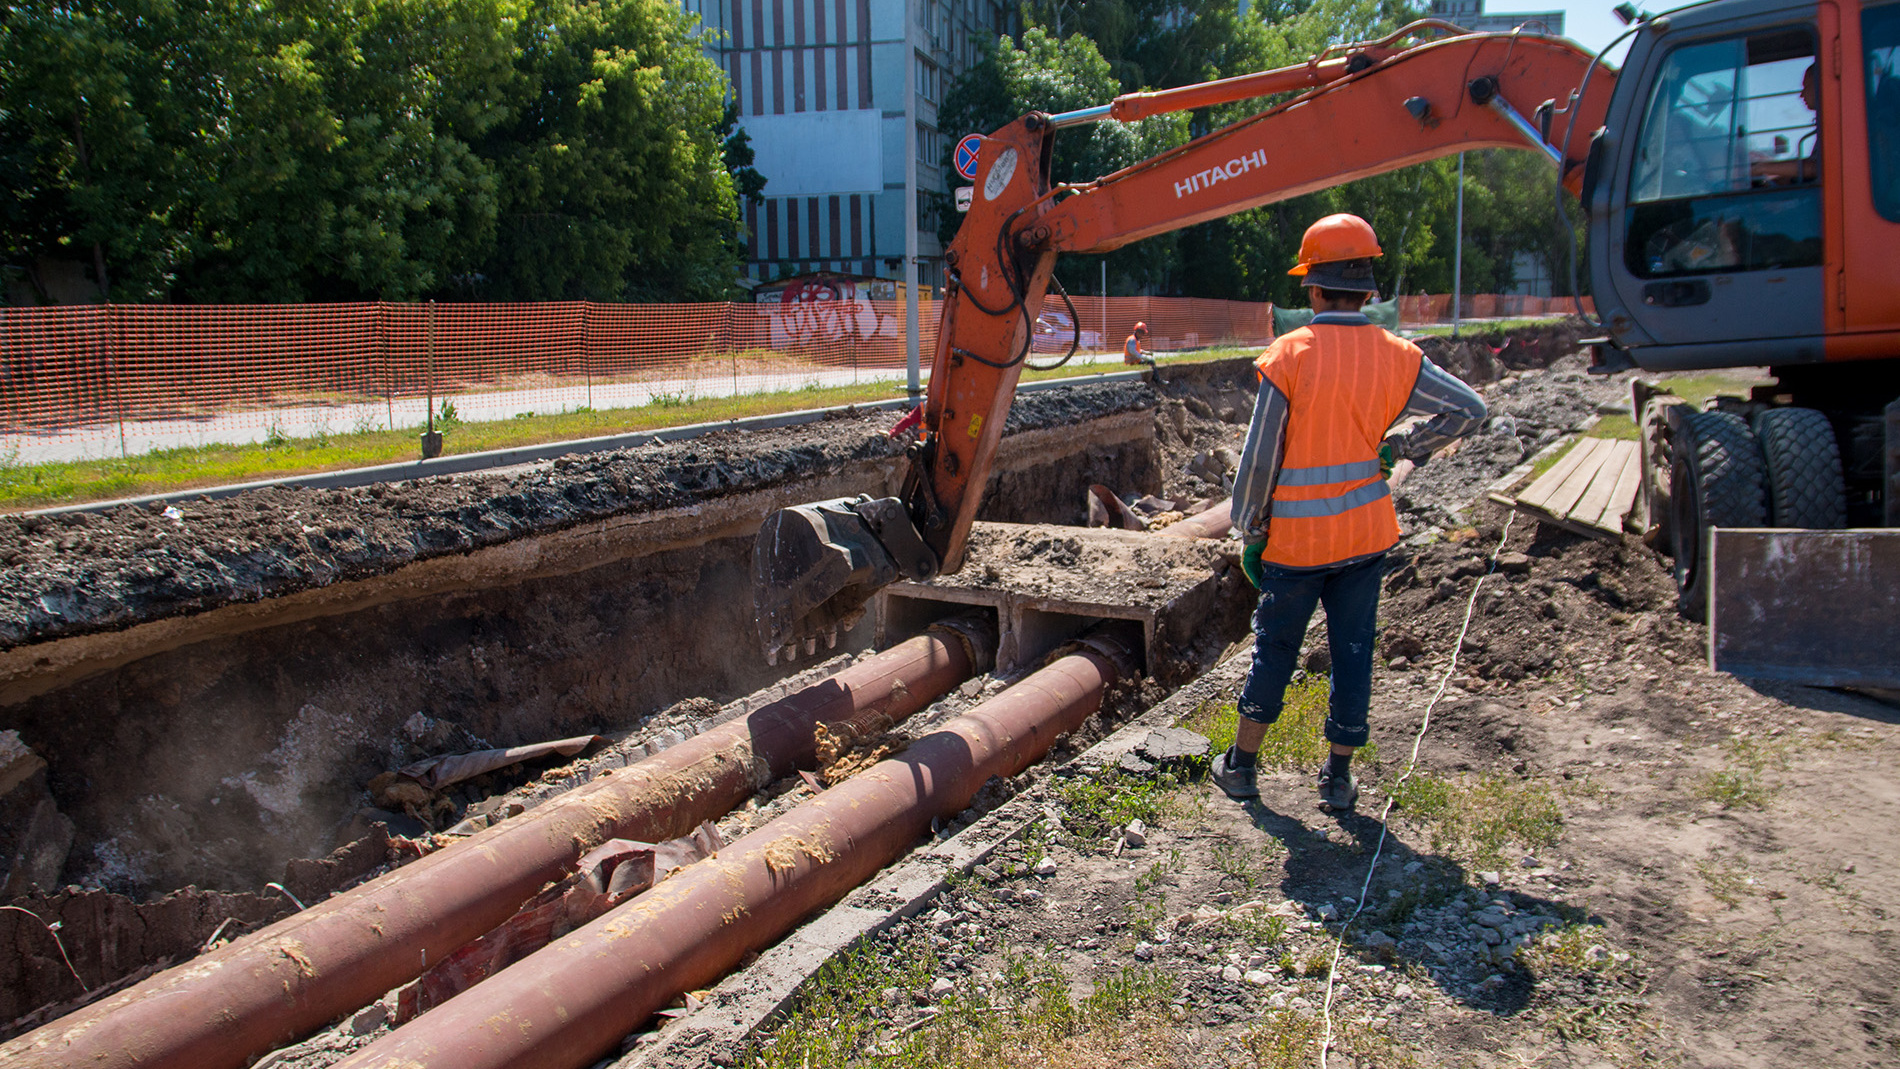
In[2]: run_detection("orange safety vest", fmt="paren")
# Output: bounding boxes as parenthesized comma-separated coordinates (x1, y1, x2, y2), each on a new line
(1253, 323, 1422, 569)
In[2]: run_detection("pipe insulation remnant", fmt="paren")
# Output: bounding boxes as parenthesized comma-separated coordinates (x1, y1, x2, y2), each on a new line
(2, 620, 990, 1069)
(333, 630, 1136, 1069)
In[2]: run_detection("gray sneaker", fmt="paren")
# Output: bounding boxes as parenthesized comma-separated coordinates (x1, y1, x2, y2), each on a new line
(1210, 751, 1259, 799)
(1317, 765, 1358, 812)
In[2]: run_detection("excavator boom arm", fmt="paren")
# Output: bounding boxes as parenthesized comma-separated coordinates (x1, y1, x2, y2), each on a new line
(753, 26, 1615, 660)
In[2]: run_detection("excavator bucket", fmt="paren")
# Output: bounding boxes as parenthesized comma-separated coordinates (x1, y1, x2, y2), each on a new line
(752, 496, 939, 663)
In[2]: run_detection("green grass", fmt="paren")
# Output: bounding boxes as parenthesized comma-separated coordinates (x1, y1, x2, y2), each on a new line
(1051, 770, 1179, 840)
(1386, 771, 1562, 868)
(1408, 315, 1565, 336)
(749, 935, 1179, 1069)
(1177, 680, 1380, 771)
(0, 347, 1260, 513)
(1696, 734, 1790, 810)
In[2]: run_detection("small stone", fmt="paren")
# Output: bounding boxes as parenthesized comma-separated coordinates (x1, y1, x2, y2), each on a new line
(1290, 997, 1315, 1011)
(1212, 891, 1234, 905)
(1034, 857, 1058, 877)
(349, 1002, 389, 1036)
(1243, 970, 1272, 986)
(1363, 931, 1398, 957)
(1317, 903, 1338, 921)
(1221, 965, 1243, 983)
(1136, 727, 1211, 766)
(1388, 656, 1409, 670)
(928, 977, 955, 999)
(1267, 991, 1288, 1008)
(1123, 822, 1147, 848)
(1496, 551, 1532, 574)
(1479, 871, 1501, 886)
(1018, 889, 1045, 904)
(1584, 943, 1609, 963)
(1480, 927, 1504, 946)
(1393, 983, 1416, 999)
(1475, 911, 1508, 929)
(1842, 861, 1857, 874)
(1134, 942, 1156, 961)
(1246, 953, 1269, 968)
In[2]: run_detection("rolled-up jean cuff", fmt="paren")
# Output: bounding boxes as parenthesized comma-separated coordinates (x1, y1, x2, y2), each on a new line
(1324, 716, 1370, 748)
(1236, 698, 1278, 725)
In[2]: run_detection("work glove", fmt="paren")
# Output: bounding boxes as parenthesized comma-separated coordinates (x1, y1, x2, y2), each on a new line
(1241, 540, 1266, 589)
(1378, 438, 1398, 478)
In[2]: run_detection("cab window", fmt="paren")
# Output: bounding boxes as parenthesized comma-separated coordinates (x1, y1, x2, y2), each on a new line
(1625, 28, 1822, 278)
(1864, 3, 1900, 221)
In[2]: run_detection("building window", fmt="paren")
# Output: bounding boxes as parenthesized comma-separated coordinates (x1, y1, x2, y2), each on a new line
(917, 122, 943, 166)
(916, 56, 941, 103)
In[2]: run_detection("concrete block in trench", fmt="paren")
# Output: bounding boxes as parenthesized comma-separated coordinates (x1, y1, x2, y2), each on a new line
(873, 522, 1237, 680)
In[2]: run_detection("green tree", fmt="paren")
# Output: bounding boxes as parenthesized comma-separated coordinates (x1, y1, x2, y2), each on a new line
(476, 0, 742, 301)
(1, 0, 234, 300)
(181, 0, 518, 301)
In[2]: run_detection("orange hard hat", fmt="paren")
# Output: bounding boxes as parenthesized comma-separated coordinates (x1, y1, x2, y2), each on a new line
(1133, 321, 1148, 332)
(1288, 214, 1383, 277)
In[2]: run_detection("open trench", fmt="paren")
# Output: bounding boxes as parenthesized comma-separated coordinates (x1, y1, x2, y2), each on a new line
(0, 325, 1610, 1067)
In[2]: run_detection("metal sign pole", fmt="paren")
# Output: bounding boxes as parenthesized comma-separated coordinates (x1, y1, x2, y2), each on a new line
(1452, 152, 1465, 337)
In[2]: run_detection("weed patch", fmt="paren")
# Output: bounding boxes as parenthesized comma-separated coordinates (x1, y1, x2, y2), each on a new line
(1177, 680, 1380, 772)
(750, 935, 1178, 1069)
(1387, 772, 1562, 867)
(1696, 734, 1789, 809)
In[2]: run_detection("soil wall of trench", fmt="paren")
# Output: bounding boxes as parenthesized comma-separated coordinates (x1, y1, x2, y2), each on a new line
(0, 370, 1272, 905)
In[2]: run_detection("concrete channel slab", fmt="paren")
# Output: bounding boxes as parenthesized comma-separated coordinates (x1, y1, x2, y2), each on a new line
(875, 521, 1237, 679)
(619, 650, 1251, 1069)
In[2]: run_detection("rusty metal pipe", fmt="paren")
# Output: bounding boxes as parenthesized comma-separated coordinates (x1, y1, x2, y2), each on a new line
(1160, 496, 1234, 540)
(2, 622, 989, 1069)
(334, 632, 1134, 1069)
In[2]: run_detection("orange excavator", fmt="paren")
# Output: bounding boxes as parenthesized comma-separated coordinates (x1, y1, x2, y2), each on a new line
(756, 2, 1900, 686)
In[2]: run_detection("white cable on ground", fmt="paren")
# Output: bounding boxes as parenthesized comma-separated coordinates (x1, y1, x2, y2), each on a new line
(1317, 512, 1516, 1069)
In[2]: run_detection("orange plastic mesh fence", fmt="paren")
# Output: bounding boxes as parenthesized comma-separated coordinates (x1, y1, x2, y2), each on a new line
(0, 294, 1575, 460)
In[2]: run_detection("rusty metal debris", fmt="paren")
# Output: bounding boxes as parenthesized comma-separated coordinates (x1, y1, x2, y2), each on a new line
(395, 735, 606, 790)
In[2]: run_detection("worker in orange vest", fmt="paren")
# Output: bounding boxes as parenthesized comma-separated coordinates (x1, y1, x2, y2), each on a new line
(1123, 322, 1155, 368)
(1211, 214, 1486, 811)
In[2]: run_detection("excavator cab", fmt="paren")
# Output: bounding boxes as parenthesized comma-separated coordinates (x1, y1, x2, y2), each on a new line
(1587, 9, 1829, 364)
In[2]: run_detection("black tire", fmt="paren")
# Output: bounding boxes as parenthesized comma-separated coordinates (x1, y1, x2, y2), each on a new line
(1669, 410, 1766, 621)
(1751, 407, 1846, 529)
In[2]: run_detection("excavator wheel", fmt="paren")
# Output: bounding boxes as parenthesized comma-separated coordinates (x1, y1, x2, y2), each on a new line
(1669, 410, 1767, 622)
(1751, 407, 1847, 530)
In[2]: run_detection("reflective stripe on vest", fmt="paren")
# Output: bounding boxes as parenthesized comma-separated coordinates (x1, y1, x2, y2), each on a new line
(1268, 477, 1391, 518)
(1275, 458, 1382, 487)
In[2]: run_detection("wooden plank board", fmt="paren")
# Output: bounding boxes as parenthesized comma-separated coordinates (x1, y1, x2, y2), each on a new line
(1533, 437, 1611, 518)
(1711, 528, 1900, 687)
(1594, 440, 1645, 532)
(1567, 439, 1638, 530)
(1502, 437, 1642, 541)
(1515, 437, 1602, 512)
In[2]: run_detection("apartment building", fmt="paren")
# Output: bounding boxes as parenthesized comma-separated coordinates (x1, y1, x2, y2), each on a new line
(1429, 0, 1566, 36)
(681, 0, 1017, 292)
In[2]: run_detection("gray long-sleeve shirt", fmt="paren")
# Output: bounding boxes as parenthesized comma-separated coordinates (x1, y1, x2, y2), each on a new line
(1229, 312, 1487, 547)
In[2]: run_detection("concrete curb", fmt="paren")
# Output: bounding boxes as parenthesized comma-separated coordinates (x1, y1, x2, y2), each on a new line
(25, 371, 1154, 518)
(619, 648, 1252, 1069)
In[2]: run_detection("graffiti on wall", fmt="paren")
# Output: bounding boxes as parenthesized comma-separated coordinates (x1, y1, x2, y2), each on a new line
(756, 275, 902, 350)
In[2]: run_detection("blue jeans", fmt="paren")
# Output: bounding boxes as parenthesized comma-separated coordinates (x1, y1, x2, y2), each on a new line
(1236, 552, 1386, 748)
